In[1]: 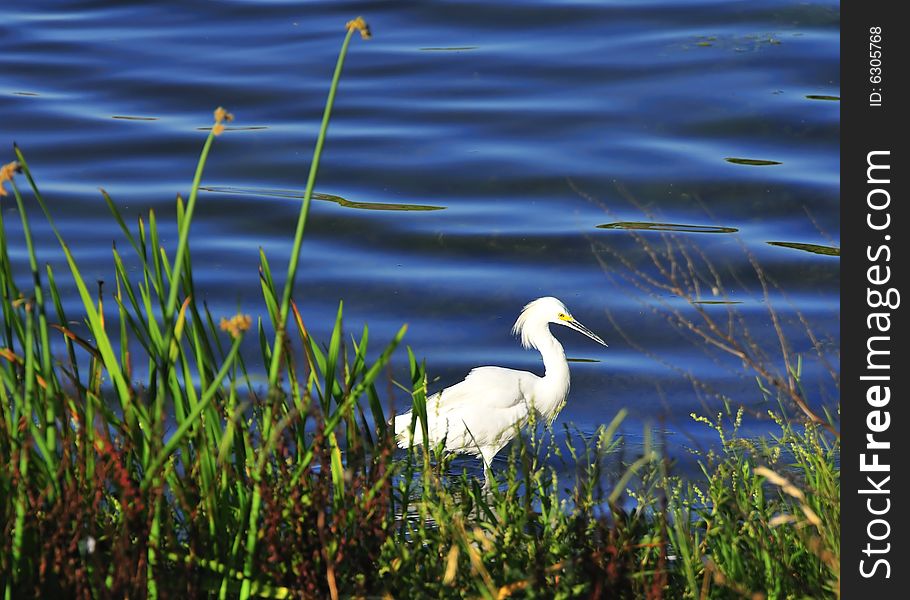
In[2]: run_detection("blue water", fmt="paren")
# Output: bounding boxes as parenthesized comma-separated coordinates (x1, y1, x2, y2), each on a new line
(2, 1, 839, 466)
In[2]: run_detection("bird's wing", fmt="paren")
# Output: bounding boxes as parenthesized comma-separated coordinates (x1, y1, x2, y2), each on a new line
(394, 367, 539, 456)
(423, 367, 537, 455)
(432, 367, 535, 411)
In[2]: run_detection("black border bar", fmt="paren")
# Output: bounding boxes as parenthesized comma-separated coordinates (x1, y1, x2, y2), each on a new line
(842, 2, 908, 596)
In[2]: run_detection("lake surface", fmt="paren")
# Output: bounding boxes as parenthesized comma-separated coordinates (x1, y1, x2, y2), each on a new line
(2, 1, 839, 469)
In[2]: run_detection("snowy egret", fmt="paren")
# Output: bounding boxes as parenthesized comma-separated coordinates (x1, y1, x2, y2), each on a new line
(394, 296, 607, 489)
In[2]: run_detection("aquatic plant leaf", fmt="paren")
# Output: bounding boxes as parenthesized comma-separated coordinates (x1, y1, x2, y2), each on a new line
(201, 185, 446, 212)
(724, 157, 782, 166)
(767, 241, 840, 256)
(597, 221, 738, 234)
(111, 115, 159, 121)
(420, 46, 478, 51)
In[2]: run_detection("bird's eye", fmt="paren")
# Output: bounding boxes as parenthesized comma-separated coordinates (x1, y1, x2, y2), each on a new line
(557, 312, 567, 319)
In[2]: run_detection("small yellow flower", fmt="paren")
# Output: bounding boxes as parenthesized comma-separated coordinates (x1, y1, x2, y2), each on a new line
(212, 107, 234, 136)
(220, 314, 252, 339)
(0, 161, 21, 197)
(213, 106, 234, 124)
(345, 16, 371, 40)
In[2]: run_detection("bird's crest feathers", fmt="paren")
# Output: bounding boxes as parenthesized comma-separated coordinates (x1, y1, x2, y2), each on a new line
(511, 296, 567, 350)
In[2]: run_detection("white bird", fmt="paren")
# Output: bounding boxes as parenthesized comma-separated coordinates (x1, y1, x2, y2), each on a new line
(394, 296, 607, 489)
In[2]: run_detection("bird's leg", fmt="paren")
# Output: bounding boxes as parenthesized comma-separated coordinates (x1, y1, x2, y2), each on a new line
(481, 453, 495, 493)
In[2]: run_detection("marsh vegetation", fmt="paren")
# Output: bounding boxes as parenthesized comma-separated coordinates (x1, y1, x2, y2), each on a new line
(1, 20, 839, 599)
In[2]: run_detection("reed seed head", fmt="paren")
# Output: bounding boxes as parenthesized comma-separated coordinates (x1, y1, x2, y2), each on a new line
(0, 160, 21, 197)
(220, 313, 252, 338)
(212, 106, 234, 136)
(345, 17, 371, 40)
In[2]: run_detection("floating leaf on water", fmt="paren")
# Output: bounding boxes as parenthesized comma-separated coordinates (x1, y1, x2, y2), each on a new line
(724, 157, 782, 166)
(567, 357, 602, 363)
(13, 91, 40, 96)
(201, 186, 446, 212)
(321, 194, 446, 211)
(419, 46, 478, 51)
(196, 126, 269, 131)
(805, 95, 839, 101)
(597, 221, 738, 234)
(767, 241, 840, 256)
(112, 115, 159, 121)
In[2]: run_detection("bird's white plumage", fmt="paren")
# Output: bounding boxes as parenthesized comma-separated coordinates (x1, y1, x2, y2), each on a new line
(393, 297, 607, 488)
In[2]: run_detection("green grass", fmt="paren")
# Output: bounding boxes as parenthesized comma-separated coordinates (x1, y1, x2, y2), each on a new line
(1, 18, 839, 599)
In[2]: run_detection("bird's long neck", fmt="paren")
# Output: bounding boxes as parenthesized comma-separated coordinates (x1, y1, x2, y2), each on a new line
(532, 325, 570, 422)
